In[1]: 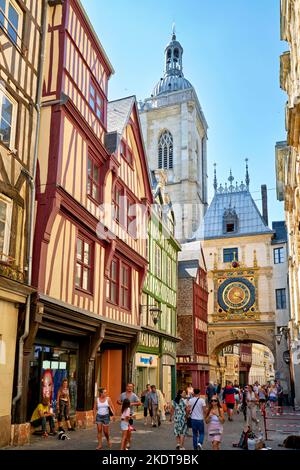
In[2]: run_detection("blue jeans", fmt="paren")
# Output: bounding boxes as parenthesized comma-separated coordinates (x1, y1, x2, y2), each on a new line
(191, 419, 204, 449)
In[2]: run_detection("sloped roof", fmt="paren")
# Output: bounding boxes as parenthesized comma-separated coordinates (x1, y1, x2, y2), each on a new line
(107, 96, 136, 135)
(204, 190, 273, 239)
(178, 259, 199, 279)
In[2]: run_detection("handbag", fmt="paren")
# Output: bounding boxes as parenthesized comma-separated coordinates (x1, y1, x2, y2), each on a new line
(187, 397, 199, 428)
(108, 406, 114, 417)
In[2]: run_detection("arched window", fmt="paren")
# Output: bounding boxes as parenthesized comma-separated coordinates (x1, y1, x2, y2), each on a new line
(158, 130, 173, 169)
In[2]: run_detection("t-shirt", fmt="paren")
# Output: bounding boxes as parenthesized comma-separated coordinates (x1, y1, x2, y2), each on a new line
(189, 397, 206, 420)
(121, 407, 130, 420)
(223, 386, 235, 404)
(120, 392, 139, 413)
(149, 392, 158, 405)
(30, 403, 49, 422)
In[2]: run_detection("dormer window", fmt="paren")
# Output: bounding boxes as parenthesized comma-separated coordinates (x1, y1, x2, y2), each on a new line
(223, 207, 238, 234)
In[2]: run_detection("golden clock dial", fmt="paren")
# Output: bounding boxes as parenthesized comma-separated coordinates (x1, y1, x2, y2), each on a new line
(222, 282, 251, 309)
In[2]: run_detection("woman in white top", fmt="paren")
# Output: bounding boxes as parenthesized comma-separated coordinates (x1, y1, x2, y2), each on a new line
(93, 388, 115, 450)
(246, 385, 259, 430)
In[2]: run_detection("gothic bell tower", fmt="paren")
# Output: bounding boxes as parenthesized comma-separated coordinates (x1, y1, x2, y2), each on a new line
(139, 28, 208, 241)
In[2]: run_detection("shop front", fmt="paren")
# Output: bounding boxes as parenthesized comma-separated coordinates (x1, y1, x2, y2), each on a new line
(27, 334, 79, 422)
(135, 352, 159, 396)
(177, 355, 210, 395)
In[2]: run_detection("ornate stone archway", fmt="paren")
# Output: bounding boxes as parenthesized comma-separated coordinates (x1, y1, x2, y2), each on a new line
(208, 323, 276, 358)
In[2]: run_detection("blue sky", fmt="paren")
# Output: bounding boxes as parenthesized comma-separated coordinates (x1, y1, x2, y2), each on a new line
(82, 0, 287, 224)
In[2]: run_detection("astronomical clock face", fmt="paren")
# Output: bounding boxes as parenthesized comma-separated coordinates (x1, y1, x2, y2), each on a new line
(218, 278, 255, 314)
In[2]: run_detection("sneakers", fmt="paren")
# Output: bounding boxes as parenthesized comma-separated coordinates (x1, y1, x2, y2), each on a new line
(197, 443, 203, 450)
(180, 447, 185, 450)
(176, 444, 180, 450)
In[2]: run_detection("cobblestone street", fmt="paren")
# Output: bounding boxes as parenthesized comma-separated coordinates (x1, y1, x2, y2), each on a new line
(6, 411, 293, 451)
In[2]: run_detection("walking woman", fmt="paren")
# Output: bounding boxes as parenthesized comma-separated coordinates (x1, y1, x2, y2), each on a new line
(56, 379, 75, 432)
(171, 390, 189, 450)
(205, 395, 225, 450)
(268, 383, 278, 414)
(93, 388, 115, 450)
(246, 385, 259, 430)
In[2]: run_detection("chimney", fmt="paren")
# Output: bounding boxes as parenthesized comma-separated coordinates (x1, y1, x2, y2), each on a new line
(261, 184, 268, 226)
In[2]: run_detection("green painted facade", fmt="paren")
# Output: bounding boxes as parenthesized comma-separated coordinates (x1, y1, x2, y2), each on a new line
(135, 171, 180, 401)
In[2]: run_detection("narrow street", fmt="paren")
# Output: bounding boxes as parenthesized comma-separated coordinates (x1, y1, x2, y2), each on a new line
(8, 411, 292, 451)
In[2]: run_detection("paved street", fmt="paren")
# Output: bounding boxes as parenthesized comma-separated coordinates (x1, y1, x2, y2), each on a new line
(7, 410, 293, 451)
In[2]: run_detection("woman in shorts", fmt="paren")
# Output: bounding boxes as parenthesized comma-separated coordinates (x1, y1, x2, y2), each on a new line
(94, 388, 115, 450)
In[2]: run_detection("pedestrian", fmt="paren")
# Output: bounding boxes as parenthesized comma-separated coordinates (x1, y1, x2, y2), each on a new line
(234, 385, 240, 414)
(205, 382, 215, 404)
(56, 379, 75, 432)
(171, 390, 189, 450)
(246, 385, 259, 431)
(258, 385, 267, 412)
(30, 397, 57, 438)
(186, 383, 194, 399)
(222, 381, 235, 421)
(205, 395, 225, 450)
(240, 386, 248, 422)
(93, 387, 115, 450)
(189, 388, 206, 450)
(117, 383, 141, 449)
(276, 380, 284, 415)
(157, 389, 166, 421)
(268, 383, 278, 414)
(141, 384, 151, 425)
(148, 385, 160, 427)
(120, 399, 135, 451)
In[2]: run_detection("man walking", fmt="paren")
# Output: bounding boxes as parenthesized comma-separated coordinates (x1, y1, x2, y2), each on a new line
(148, 385, 160, 427)
(141, 384, 151, 425)
(223, 381, 235, 421)
(188, 388, 206, 450)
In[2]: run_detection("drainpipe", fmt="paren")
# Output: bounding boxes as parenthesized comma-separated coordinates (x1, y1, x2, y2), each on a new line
(12, 0, 48, 419)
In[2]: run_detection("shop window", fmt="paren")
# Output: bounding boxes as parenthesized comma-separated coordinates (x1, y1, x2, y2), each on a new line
(75, 236, 93, 292)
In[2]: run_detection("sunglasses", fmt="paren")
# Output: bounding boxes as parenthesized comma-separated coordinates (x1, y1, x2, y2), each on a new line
(210, 399, 218, 403)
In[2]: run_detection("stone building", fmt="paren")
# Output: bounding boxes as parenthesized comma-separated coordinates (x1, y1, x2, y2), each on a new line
(139, 29, 208, 241)
(202, 164, 278, 383)
(276, 0, 300, 406)
(249, 344, 275, 385)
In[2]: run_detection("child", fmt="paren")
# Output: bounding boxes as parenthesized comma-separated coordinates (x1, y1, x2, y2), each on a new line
(120, 399, 135, 450)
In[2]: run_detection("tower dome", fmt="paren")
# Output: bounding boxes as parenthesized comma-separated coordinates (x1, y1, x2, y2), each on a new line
(152, 29, 193, 97)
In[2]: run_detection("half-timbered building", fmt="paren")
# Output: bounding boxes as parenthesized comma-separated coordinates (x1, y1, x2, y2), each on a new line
(0, 0, 44, 447)
(19, 0, 152, 431)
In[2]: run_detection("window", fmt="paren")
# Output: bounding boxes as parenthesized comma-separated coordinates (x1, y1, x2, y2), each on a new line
(107, 257, 131, 310)
(0, 0, 21, 47)
(113, 184, 123, 223)
(166, 256, 172, 287)
(89, 80, 104, 122)
(120, 139, 133, 166)
(120, 263, 130, 309)
(108, 258, 118, 304)
(0, 89, 16, 148)
(274, 247, 285, 264)
(223, 248, 238, 263)
(155, 243, 161, 278)
(75, 236, 93, 292)
(127, 197, 137, 238)
(0, 194, 12, 258)
(158, 130, 173, 169)
(87, 157, 100, 202)
(276, 289, 286, 310)
(226, 223, 235, 233)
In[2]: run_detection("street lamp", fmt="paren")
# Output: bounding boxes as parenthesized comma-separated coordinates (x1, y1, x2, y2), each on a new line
(140, 304, 162, 325)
